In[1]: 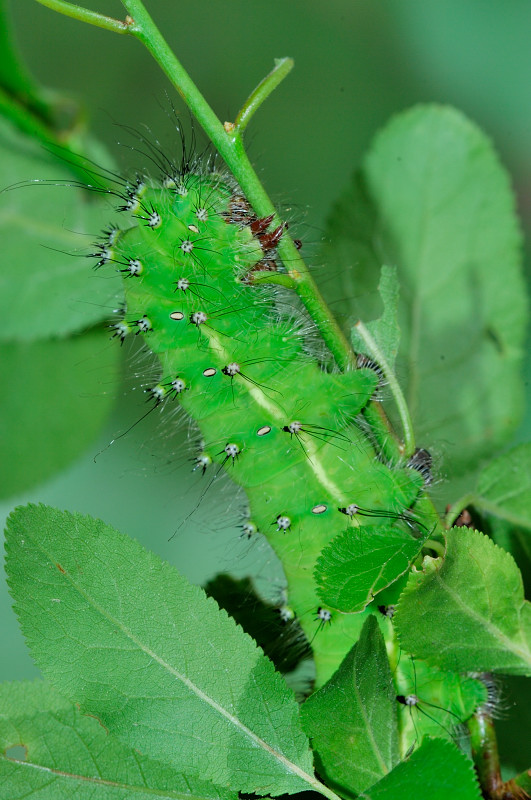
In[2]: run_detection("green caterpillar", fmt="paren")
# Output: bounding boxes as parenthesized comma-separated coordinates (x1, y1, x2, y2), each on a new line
(91, 156, 428, 686)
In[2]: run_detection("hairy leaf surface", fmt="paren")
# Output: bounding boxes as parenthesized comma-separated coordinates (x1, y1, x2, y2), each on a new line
(394, 528, 531, 674)
(0, 680, 237, 800)
(5, 505, 315, 795)
(301, 616, 398, 795)
(315, 525, 428, 613)
(358, 738, 481, 800)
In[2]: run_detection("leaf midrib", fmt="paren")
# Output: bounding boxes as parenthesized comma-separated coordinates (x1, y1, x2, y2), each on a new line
(432, 556, 531, 666)
(352, 669, 393, 781)
(25, 530, 330, 798)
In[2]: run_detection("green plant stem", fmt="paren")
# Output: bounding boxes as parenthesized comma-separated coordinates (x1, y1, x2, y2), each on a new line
(423, 538, 445, 557)
(467, 707, 530, 799)
(235, 57, 294, 134)
(362, 402, 402, 464)
(468, 707, 503, 798)
(122, 0, 355, 370)
(445, 493, 476, 528)
(251, 272, 297, 290)
(34, 0, 132, 33)
(354, 320, 415, 457)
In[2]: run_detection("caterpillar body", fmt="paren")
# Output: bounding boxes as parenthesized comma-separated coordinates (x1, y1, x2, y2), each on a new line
(95, 160, 425, 684)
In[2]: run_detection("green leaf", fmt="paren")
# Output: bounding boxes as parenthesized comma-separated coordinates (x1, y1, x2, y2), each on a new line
(0, 679, 237, 800)
(5, 505, 318, 796)
(352, 265, 400, 369)
(321, 105, 527, 481)
(301, 616, 398, 796)
(318, 172, 382, 332)
(394, 528, 531, 675)
(0, 2, 51, 121)
(315, 525, 428, 613)
(0, 115, 122, 341)
(358, 738, 481, 800)
(474, 443, 531, 530)
(0, 330, 120, 498)
(315, 525, 426, 614)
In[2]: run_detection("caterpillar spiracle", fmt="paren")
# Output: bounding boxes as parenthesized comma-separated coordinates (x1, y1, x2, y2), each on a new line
(89, 148, 426, 685)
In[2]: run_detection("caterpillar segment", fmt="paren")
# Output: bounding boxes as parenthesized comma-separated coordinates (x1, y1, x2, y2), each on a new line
(98, 168, 424, 685)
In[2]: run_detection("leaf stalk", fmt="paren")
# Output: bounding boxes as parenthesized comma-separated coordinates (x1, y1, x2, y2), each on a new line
(445, 494, 476, 528)
(235, 57, 294, 134)
(34, 0, 132, 33)
(354, 320, 415, 457)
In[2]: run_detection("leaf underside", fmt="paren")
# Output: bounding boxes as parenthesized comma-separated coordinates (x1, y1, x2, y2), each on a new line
(320, 105, 526, 491)
(474, 442, 531, 530)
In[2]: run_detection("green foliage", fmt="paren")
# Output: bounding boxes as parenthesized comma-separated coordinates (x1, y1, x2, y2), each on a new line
(351, 265, 401, 370)
(0, 331, 120, 497)
(0, 680, 238, 800)
(0, 3, 52, 123)
(301, 616, 399, 796)
(395, 527, 531, 674)
(0, 116, 122, 342)
(315, 524, 428, 613)
(5, 504, 315, 796)
(321, 105, 527, 491)
(358, 738, 481, 800)
(474, 443, 531, 529)
(0, 103, 123, 495)
(1, 4, 530, 799)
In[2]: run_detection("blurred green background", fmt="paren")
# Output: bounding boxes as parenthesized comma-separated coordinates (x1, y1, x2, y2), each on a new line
(1, 0, 530, 771)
